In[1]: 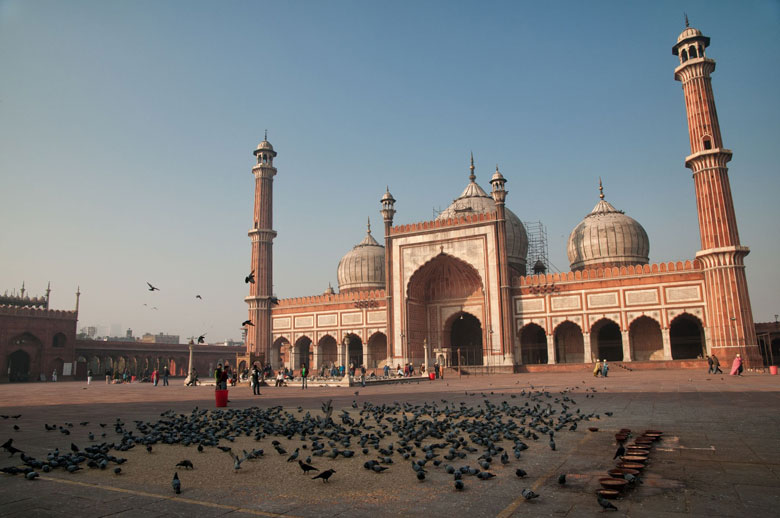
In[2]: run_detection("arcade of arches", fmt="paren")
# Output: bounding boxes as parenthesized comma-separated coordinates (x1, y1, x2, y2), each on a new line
(517, 313, 705, 364)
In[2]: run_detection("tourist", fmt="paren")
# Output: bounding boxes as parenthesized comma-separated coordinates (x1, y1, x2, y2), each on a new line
(360, 364, 366, 387)
(707, 355, 714, 373)
(301, 363, 308, 390)
(339, 364, 345, 377)
(383, 364, 390, 378)
(51, 369, 57, 382)
(186, 368, 198, 386)
(602, 359, 609, 377)
(220, 366, 229, 389)
(152, 368, 159, 386)
(275, 370, 284, 387)
(214, 364, 223, 389)
(711, 354, 723, 374)
(251, 365, 260, 395)
(420, 364, 425, 375)
(396, 364, 403, 377)
(87, 368, 93, 385)
(105, 368, 111, 384)
(163, 366, 170, 386)
(730, 354, 743, 376)
(593, 359, 602, 377)
(409, 363, 414, 376)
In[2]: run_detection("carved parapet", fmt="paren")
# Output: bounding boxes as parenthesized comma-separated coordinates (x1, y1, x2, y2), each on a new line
(517, 259, 701, 287)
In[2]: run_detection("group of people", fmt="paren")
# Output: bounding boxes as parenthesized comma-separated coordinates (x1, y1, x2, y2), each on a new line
(706, 354, 724, 374)
(593, 359, 609, 377)
(213, 363, 238, 390)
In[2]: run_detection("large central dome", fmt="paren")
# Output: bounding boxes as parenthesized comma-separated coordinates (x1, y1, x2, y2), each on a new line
(436, 159, 528, 275)
(337, 220, 385, 292)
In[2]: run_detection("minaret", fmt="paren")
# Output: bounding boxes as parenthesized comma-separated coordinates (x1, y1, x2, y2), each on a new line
(380, 186, 396, 362)
(490, 165, 512, 361)
(245, 132, 278, 362)
(673, 23, 759, 367)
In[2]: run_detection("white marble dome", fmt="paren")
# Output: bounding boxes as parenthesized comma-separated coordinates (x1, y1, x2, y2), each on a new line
(337, 221, 385, 292)
(567, 191, 649, 271)
(437, 175, 528, 275)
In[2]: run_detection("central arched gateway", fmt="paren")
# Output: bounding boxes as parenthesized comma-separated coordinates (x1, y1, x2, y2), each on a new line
(520, 323, 547, 364)
(8, 350, 31, 382)
(346, 333, 363, 368)
(405, 253, 485, 365)
(592, 318, 623, 361)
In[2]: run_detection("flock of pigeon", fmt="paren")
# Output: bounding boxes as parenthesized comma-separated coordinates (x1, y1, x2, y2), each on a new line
(1, 385, 633, 511)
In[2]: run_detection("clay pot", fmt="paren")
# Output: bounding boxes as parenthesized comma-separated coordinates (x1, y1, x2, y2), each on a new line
(608, 468, 639, 478)
(617, 462, 644, 471)
(597, 489, 620, 499)
(599, 477, 629, 490)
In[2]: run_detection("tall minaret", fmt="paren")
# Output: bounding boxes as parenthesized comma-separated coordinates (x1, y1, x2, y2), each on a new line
(673, 23, 759, 367)
(245, 132, 277, 361)
(490, 165, 513, 362)
(380, 187, 396, 362)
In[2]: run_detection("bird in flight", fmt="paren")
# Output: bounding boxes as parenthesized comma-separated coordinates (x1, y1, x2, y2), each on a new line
(147, 282, 160, 291)
(197, 334, 206, 344)
(245, 271, 255, 284)
(242, 320, 254, 327)
(195, 295, 202, 300)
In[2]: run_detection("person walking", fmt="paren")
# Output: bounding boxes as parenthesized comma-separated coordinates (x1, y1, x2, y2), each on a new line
(593, 359, 602, 377)
(706, 355, 714, 374)
(163, 366, 170, 386)
(251, 365, 260, 395)
(214, 364, 223, 389)
(711, 354, 723, 374)
(602, 359, 609, 377)
(730, 354, 743, 376)
(301, 363, 308, 390)
(360, 364, 366, 387)
(87, 369, 93, 385)
(152, 368, 159, 386)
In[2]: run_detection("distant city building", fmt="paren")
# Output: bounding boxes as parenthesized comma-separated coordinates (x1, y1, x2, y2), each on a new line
(140, 332, 180, 344)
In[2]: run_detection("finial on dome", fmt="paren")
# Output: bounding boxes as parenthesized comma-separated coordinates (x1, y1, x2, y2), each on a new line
(367, 217, 371, 234)
(469, 152, 476, 182)
(264, 129, 268, 141)
(684, 12, 689, 28)
(599, 177, 604, 200)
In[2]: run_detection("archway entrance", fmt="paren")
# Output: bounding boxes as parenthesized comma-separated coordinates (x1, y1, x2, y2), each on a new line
(295, 337, 312, 369)
(670, 314, 705, 359)
(520, 324, 547, 364)
(8, 350, 31, 382)
(318, 335, 338, 370)
(554, 321, 584, 363)
(451, 312, 483, 365)
(367, 333, 387, 368)
(630, 316, 664, 361)
(271, 337, 287, 369)
(346, 334, 363, 368)
(592, 319, 623, 361)
(406, 253, 485, 365)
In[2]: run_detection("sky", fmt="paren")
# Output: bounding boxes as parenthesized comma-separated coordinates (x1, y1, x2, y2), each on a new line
(1, 0, 779, 342)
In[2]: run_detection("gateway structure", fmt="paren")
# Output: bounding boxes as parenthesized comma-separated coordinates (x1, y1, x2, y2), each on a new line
(240, 25, 760, 373)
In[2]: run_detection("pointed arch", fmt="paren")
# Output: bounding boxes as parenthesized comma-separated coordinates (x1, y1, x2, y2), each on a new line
(294, 335, 312, 370)
(670, 312, 705, 359)
(367, 332, 387, 368)
(554, 320, 584, 363)
(591, 318, 623, 361)
(519, 323, 547, 364)
(317, 334, 338, 369)
(629, 315, 664, 361)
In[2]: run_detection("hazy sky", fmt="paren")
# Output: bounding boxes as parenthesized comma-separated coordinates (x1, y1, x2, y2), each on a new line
(2, 0, 779, 342)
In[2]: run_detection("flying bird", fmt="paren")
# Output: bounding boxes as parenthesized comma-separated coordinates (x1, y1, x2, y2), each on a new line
(197, 335, 206, 344)
(195, 295, 202, 299)
(147, 282, 160, 292)
(245, 271, 255, 284)
(242, 320, 254, 327)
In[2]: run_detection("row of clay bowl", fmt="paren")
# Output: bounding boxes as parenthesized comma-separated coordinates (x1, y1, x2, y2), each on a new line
(597, 428, 663, 499)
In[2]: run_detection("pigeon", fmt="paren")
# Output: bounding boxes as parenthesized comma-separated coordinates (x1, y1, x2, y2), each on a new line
(197, 444, 204, 453)
(176, 460, 194, 470)
(172, 472, 181, 494)
(242, 320, 254, 327)
(558, 473, 566, 485)
(312, 469, 335, 482)
(245, 271, 255, 284)
(613, 445, 625, 459)
(70, 443, 80, 453)
(232, 454, 243, 471)
(549, 438, 556, 451)
(298, 460, 318, 474)
(217, 446, 232, 453)
(287, 448, 300, 462)
(195, 295, 202, 299)
(147, 282, 160, 291)
(25, 471, 39, 480)
(197, 335, 206, 344)
(416, 471, 425, 481)
(521, 488, 539, 500)
(454, 479, 464, 490)
(114, 467, 122, 475)
(515, 468, 528, 478)
(597, 494, 618, 511)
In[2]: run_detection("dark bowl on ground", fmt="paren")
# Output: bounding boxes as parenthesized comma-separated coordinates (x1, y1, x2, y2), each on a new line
(608, 468, 639, 478)
(597, 489, 620, 499)
(599, 477, 630, 490)
(617, 462, 645, 471)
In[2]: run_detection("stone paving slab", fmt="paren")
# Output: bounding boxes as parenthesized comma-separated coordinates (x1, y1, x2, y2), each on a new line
(0, 369, 778, 517)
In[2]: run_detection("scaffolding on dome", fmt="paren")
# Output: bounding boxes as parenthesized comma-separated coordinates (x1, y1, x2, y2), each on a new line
(523, 221, 559, 275)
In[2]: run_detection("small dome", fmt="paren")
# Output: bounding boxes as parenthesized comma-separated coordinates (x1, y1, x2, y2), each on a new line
(337, 220, 385, 292)
(567, 186, 649, 271)
(381, 187, 395, 202)
(437, 170, 528, 274)
(256, 140, 274, 152)
(677, 26, 702, 43)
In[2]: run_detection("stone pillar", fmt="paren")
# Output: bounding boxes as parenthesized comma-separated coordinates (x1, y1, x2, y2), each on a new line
(289, 345, 296, 370)
(184, 341, 194, 385)
(546, 334, 556, 364)
(338, 344, 346, 371)
(362, 343, 368, 368)
(661, 327, 672, 360)
(621, 330, 632, 362)
(583, 333, 592, 363)
(423, 339, 430, 373)
(310, 342, 319, 371)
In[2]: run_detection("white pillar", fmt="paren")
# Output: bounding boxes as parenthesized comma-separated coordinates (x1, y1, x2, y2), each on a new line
(184, 342, 194, 385)
(338, 344, 346, 370)
(621, 330, 632, 362)
(546, 334, 556, 364)
(289, 345, 296, 370)
(311, 342, 319, 371)
(661, 328, 672, 360)
(362, 343, 368, 368)
(583, 333, 592, 363)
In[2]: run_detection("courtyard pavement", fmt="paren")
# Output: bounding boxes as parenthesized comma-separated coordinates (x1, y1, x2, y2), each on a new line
(0, 369, 778, 517)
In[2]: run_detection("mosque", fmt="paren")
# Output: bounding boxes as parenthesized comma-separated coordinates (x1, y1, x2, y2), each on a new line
(240, 24, 761, 374)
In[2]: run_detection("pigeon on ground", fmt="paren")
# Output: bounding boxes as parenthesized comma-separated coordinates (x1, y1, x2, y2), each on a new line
(613, 444, 625, 459)
(597, 494, 618, 511)
(176, 460, 194, 469)
(521, 488, 539, 500)
(558, 473, 566, 485)
(172, 472, 181, 494)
